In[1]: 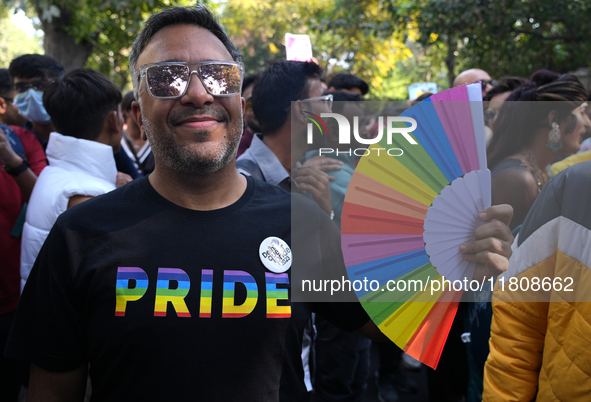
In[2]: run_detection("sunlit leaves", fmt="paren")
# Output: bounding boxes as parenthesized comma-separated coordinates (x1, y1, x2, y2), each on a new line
(0, 9, 43, 68)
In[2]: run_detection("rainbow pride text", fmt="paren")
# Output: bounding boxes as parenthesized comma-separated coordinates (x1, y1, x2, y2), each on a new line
(115, 267, 291, 319)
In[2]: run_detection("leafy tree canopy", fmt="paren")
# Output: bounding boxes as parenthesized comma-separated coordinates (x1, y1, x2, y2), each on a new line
(4, 0, 194, 89)
(4, 0, 589, 98)
(0, 8, 43, 68)
(389, 0, 591, 83)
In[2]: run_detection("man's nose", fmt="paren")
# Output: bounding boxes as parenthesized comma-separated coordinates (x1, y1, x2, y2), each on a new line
(180, 71, 215, 107)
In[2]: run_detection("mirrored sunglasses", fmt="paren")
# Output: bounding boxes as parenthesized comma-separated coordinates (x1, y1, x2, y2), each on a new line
(140, 61, 244, 99)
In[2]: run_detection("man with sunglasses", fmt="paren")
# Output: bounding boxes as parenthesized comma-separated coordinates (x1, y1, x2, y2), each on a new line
(6, 6, 514, 402)
(453, 68, 495, 97)
(5, 7, 373, 402)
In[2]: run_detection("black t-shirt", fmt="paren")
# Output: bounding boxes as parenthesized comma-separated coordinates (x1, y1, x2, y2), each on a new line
(6, 176, 368, 402)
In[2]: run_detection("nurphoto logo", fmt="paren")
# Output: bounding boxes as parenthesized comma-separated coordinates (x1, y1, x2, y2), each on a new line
(306, 112, 418, 157)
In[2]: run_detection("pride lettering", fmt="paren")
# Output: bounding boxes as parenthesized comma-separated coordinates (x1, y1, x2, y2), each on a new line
(115, 267, 149, 317)
(114, 267, 291, 319)
(222, 271, 258, 318)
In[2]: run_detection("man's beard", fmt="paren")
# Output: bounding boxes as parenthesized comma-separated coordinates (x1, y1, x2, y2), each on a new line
(143, 110, 242, 176)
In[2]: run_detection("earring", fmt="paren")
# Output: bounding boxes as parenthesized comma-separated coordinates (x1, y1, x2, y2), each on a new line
(547, 122, 563, 152)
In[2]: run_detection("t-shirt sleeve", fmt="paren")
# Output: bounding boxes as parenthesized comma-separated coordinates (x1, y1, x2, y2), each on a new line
(13, 126, 47, 176)
(5, 223, 86, 372)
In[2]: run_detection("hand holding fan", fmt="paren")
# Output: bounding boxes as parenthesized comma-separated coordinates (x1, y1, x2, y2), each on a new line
(341, 84, 490, 368)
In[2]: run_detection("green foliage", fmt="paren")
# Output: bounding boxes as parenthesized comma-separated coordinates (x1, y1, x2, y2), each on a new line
(373, 41, 449, 101)
(390, 0, 591, 80)
(5, 0, 194, 90)
(219, 0, 417, 100)
(13, 0, 589, 100)
(73, 0, 196, 90)
(0, 9, 43, 68)
(219, 0, 330, 73)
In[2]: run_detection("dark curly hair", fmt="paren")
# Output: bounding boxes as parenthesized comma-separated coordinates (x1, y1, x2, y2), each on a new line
(483, 77, 526, 102)
(487, 70, 588, 168)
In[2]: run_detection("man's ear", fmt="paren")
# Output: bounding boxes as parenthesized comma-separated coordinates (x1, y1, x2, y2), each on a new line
(104, 111, 124, 151)
(0, 97, 7, 115)
(293, 100, 308, 123)
(107, 110, 120, 134)
(131, 100, 147, 141)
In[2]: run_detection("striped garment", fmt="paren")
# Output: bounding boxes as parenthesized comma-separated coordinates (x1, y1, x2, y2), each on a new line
(483, 160, 591, 401)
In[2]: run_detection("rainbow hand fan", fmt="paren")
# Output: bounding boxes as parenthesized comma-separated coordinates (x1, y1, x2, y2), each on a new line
(341, 84, 490, 369)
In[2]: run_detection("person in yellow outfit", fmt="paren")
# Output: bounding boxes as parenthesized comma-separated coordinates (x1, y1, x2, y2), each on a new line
(483, 160, 591, 401)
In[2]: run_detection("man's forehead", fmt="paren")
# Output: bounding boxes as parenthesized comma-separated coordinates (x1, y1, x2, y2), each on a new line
(137, 24, 233, 67)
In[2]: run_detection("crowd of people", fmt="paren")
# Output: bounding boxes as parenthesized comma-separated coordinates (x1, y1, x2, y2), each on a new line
(0, 4, 590, 402)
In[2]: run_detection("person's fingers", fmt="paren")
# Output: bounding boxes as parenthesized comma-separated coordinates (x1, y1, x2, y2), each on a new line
(478, 204, 513, 227)
(293, 166, 331, 182)
(318, 164, 342, 173)
(462, 244, 511, 267)
(460, 234, 513, 266)
(472, 219, 513, 243)
(461, 236, 507, 257)
(294, 173, 330, 193)
(460, 211, 514, 279)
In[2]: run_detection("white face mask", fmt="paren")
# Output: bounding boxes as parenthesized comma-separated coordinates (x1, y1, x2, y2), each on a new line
(13, 88, 52, 125)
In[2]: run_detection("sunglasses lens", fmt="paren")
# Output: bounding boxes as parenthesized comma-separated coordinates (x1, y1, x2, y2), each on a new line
(245, 98, 253, 111)
(200, 64, 242, 95)
(147, 65, 189, 98)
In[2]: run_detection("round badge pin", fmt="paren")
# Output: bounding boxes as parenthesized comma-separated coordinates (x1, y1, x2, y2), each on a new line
(259, 237, 292, 273)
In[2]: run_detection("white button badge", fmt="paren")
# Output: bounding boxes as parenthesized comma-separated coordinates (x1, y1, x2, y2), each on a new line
(259, 237, 292, 273)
